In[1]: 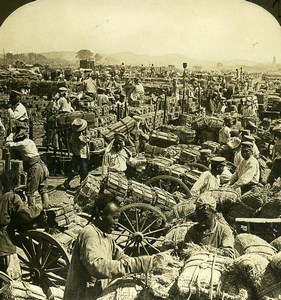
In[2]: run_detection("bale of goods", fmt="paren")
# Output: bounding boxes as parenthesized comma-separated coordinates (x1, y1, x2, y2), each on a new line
(89, 137, 105, 151)
(146, 156, 174, 175)
(204, 189, 239, 214)
(3, 280, 47, 300)
(178, 148, 199, 164)
(271, 236, 281, 252)
(234, 233, 277, 258)
(256, 197, 281, 218)
(74, 174, 101, 210)
(227, 202, 256, 222)
(176, 252, 233, 299)
(127, 180, 154, 204)
(101, 172, 128, 200)
(191, 116, 207, 130)
(202, 141, 221, 153)
(165, 201, 196, 223)
(144, 254, 183, 299)
(207, 116, 224, 130)
(152, 187, 177, 211)
(269, 252, 281, 275)
(96, 276, 144, 300)
(102, 116, 135, 142)
(233, 254, 281, 300)
(240, 188, 267, 210)
(47, 286, 64, 300)
(161, 222, 195, 251)
(144, 143, 168, 157)
(149, 131, 179, 148)
(164, 164, 190, 179)
(45, 204, 76, 228)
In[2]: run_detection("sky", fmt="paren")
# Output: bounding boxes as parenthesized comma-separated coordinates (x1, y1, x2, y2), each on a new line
(0, 0, 281, 63)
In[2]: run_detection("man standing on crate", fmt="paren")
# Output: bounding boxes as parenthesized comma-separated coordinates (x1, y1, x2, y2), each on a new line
(227, 141, 260, 194)
(63, 194, 167, 300)
(63, 118, 90, 190)
(5, 124, 50, 208)
(101, 132, 132, 177)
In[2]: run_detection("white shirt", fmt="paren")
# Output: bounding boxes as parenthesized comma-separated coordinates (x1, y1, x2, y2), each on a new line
(8, 103, 29, 121)
(218, 126, 231, 144)
(8, 138, 39, 161)
(191, 171, 220, 196)
(229, 156, 260, 188)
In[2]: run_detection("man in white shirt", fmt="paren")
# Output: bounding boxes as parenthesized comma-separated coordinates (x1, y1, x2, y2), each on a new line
(191, 157, 226, 196)
(6, 124, 49, 208)
(228, 141, 260, 194)
(102, 132, 132, 177)
(218, 117, 232, 145)
(7, 90, 29, 135)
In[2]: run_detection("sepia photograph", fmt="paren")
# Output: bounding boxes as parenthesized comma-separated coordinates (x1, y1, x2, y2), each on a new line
(0, 0, 281, 299)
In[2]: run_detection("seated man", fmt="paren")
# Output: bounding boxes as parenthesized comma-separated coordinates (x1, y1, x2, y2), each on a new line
(190, 157, 226, 196)
(182, 194, 235, 258)
(228, 141, 260, 194)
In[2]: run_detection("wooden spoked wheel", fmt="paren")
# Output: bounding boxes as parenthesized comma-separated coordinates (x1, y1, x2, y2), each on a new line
(16, 230, 70, 293)
(145, 175, 192, 198)
(112, 203, 167, 256)
(187, 162, 209, 172)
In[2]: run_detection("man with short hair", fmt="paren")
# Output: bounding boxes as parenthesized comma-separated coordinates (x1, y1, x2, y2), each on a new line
(102, 132, 132, 177)
(228, 141, 260, 194)
(63, 194, 155, 300)
(190, 157, 226, 196)
(182, 194, 234, 258)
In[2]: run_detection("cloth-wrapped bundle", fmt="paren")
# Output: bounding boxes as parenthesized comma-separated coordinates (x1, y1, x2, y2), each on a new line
(235, 233, 277, 259)
(233, 254, 281, 300)
(176, 251, 233, 299)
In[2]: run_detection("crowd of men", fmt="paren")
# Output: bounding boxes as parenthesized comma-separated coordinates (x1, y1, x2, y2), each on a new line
(0, 63, 281, 299)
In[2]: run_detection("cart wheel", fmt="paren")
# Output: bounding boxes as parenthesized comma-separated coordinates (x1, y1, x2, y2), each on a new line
(112, 203, 167, 256)
(187, 162, 209, 172)
(145, 175, 192, 198)
(16, 230, 70, 293)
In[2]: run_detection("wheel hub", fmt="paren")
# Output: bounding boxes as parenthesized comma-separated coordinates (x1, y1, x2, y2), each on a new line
(30, 268, 41, 281)
(133, 232, 144, 243)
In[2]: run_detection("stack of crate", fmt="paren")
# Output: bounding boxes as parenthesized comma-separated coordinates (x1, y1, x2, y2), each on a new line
(45, 204, 76, 229)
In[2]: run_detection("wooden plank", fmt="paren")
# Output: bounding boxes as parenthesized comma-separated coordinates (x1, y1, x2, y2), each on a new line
(236, 218, 281, 223)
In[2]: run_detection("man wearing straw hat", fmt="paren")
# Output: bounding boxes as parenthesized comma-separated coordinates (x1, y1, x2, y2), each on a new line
(227, 141, 260, 194)
(63, 118, 90, 190)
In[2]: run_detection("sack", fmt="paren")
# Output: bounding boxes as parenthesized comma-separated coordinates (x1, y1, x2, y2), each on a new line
(176, 252, 233, 299)
(271, 236, 281, 252)
(269, 252, 281, 275)
(234, 254, 281, 299)
(234, 233, 277, 258)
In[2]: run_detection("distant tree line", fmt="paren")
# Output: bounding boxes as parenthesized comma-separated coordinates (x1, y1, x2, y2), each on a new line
(76, 49, 102, 62)
(4, 52, 48, 66)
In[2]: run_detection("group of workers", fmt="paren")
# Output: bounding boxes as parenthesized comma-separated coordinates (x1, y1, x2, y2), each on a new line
(0, 70, 280, 300)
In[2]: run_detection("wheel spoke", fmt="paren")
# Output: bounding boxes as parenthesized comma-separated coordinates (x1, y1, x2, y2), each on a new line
(142, 239, 160, 253)
(117, 222, 134, 235)
(44, 266, 68, 273)
(20, 243, 33, 263)
(135, 209, 139, 232)
(139, 211, 149, 231)
(44, 252, 62, 269)
(123, 239, 134, 251)
(28, 237, 37, 261)
(112, 229, 126, 241)
(41, 244, 53, 268)
(142, 218, 160, 233)
(141, 236, 164, 241)
(122, 212, 136, 233)
(141, 241, 150, 255)
(18, 253, 31, 267)
(143, 227, 167, 236)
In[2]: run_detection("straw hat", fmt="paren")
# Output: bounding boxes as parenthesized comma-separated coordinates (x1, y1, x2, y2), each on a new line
(71, 118, 87, 132)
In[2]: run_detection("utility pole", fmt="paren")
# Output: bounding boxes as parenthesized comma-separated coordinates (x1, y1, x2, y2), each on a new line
(182, 62, 187, 114)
